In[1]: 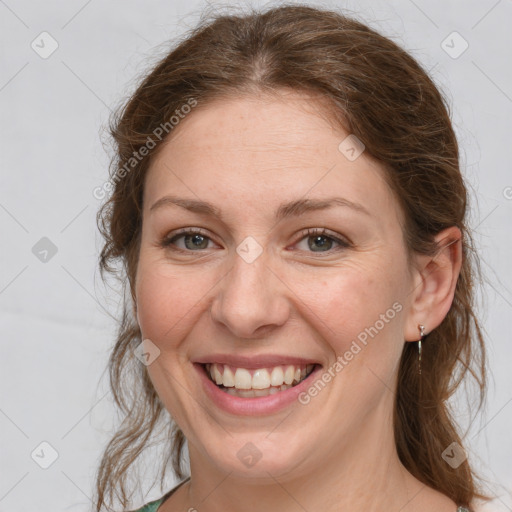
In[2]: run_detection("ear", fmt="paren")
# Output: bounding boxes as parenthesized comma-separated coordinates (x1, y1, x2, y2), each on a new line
(404, 226, 462, 342)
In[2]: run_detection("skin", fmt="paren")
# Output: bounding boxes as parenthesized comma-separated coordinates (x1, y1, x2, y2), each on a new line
(134, 89, 463, 512)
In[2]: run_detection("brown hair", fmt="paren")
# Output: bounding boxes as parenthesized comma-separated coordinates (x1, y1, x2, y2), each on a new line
(94, 4, 487, 510)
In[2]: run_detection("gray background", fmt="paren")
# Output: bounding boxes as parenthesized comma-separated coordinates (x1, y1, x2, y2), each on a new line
(0, 0, 510, 511)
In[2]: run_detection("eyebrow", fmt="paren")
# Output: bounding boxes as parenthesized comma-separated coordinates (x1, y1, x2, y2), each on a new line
(149, 195, 371, 220)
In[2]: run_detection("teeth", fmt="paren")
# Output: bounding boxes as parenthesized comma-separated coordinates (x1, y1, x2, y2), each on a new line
(223, 366, 235, 387)
(224, 384, 295, 397)
(284, 365, 295, 385)
(270, 366, 284, 386)
(252, 369, 271, 389)
(206, 363, 315, 390)
(213, 364, 223, 385)
(234, 368, 252, 389)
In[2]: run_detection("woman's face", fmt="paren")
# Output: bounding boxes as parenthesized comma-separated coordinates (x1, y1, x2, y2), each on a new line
(135, 90, 418, 480)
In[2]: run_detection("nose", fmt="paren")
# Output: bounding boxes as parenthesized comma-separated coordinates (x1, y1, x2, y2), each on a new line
(210, 246, 290, 339)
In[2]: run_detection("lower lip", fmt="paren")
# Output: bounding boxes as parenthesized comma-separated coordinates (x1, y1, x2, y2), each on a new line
(193, 363, 322, 416)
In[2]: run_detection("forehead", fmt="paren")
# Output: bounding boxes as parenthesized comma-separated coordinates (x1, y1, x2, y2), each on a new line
(144, 91, 402, 227)
(155, 90, 344, 164)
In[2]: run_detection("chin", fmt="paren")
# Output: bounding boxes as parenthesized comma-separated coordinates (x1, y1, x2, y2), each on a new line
(198, 433, 312, 482)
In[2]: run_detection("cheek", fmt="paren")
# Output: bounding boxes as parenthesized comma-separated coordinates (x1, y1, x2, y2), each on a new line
(135, 258, 203, 344)
(305, 269, 406, 420)
(302, 259, 406, 366)
(134, 260, 203, 423)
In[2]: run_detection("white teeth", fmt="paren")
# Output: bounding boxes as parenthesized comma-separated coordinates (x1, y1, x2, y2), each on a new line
(284, 366, 295, 385)
(207, 363, 316, 391)
(270, 366, 284, 386)
(213, 364, 223, 385)
(223, 366, 235, 387)
(252, 369, 271, 389)
(224, 384, 294, 397)
(234, 368, 252, 390)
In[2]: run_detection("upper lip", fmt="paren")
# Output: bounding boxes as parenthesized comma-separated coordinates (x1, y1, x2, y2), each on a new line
(192, 354, 322, 369)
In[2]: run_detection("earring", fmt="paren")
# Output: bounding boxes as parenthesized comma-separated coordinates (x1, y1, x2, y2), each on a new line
(418, 324, 425, 375)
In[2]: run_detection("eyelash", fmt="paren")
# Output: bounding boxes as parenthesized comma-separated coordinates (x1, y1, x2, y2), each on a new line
(159, 227, 350, 255)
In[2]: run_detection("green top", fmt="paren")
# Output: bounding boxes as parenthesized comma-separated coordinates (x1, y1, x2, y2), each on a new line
(133, 481, 471, 512)
(133, 499, 162, 512)
(132, 477, 190, 512)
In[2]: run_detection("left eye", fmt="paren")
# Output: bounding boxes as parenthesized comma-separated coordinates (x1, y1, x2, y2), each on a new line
(294, 228, 350, 253)
(160, 228, 349, 254)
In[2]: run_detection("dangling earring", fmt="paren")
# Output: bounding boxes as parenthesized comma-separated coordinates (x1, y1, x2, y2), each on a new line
(418, 324, 425, 375)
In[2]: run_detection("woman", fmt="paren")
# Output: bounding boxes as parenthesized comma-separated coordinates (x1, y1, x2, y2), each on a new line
(94, 4, 487, 512)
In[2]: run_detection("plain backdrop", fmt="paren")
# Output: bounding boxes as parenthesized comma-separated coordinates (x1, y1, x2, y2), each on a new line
(1, 0, 511, 511)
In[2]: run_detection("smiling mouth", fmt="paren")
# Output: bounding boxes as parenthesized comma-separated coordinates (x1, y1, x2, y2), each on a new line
(201, 362, 318, 398)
